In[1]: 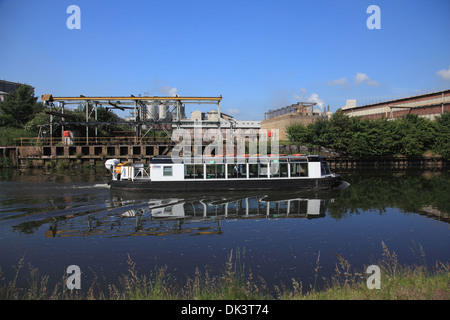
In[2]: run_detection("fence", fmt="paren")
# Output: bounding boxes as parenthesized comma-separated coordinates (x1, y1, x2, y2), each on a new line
(15, 136, 174, 147)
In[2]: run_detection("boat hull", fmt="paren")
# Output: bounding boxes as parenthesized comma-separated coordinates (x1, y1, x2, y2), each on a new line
(110, 175, 342, 192)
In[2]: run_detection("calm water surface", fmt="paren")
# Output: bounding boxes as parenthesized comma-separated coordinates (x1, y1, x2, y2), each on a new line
(0, 167, 448, 292)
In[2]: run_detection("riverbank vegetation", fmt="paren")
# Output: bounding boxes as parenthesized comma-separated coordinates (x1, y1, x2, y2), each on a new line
(287, 110, 450, 159)
(1, 244, 448, 300)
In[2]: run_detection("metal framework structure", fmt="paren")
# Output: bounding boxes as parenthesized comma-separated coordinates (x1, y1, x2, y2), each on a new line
(41, 94, 223, 144)
(264, 102, 317, 120)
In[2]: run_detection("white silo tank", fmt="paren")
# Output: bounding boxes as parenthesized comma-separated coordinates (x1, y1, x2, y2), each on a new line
(159, 104, 170, 120)
(147, 104, 159, 120)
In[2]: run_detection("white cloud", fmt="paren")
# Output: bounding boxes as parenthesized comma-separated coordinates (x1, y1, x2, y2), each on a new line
(159, 86, 178, 96)
(437, 66, 450, 81)
(226, 108, 241, 115)
(354, 72, 379, 86)
(294, 88, 325, 111)
(307, 93, 325, 110)
(327, 77, 348, 87)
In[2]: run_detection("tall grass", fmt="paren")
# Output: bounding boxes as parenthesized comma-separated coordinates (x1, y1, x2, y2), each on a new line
(1, 243, 448, 300)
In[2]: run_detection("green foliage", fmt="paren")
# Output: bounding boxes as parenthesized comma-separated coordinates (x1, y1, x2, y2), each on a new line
(433, 112, 450, 159)
(0, 86, 45, 146)
(286, 111, 450, 159)
(24, 111, 51, 132)
(392, 114, 436, 156)
(0, 85, 38, 127)
(327, 110, 353, 153)
(0, 126, 36, 146)
(286, 123, 310, 146)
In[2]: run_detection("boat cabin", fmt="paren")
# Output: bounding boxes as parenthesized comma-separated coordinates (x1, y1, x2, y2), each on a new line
(109, 155, 333, 182)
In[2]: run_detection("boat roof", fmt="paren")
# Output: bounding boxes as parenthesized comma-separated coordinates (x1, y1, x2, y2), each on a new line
(150, 155, 326, 164)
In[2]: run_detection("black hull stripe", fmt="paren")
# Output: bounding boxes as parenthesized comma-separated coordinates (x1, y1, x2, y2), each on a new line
(110, 176, 342, 192)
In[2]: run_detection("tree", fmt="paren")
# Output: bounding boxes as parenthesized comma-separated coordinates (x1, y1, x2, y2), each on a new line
(347, 118, 396, 158)
(432, 111, 450, 159)
(327, 110, 352, 154)
(286, 123, 310, 146)
(392, 114, 435, 156)
(347, 118, 373, 158)
(286, 118, 330, 152)
(308, 118, 330, 150)
(0, 85, 38, 127)
(285, 110, 448, 159)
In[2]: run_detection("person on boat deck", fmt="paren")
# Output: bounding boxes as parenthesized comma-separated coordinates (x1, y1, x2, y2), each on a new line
(233, 165, 239, 177)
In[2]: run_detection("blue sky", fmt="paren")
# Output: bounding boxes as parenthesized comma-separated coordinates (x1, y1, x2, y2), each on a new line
(1, 0, 449, 120)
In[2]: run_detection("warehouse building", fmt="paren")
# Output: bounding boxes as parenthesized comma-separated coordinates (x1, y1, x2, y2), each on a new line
(342, 88, 450, 120)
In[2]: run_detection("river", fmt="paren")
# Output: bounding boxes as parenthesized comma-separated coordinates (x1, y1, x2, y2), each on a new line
(0, 166, 448, 295)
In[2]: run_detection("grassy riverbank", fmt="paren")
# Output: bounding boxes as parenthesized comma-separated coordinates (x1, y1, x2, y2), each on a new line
(1, 243, 448, 300)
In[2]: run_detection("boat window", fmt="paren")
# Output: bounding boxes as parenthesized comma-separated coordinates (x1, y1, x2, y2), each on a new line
(206, 164, 225, 179)
(270, 162, 288, 178)
(227, 163, 247, 179)
(164, 206, 173, 214)
(321, 161, 331, 176)
(185, 164, 203, 179)
(290, 162, 308, 177)
(290, 157, 308, 163)
(249, 163, 268, 179)
(163, 166, 173, 176)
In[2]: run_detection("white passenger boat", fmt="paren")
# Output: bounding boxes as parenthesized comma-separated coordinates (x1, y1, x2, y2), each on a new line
(105, 155, 342, 192)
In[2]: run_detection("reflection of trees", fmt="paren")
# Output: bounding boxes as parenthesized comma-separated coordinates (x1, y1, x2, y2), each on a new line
(328, 170, 450, 222)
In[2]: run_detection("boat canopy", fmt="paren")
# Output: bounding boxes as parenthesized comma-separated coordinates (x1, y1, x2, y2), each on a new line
(150, 155, 326, 164)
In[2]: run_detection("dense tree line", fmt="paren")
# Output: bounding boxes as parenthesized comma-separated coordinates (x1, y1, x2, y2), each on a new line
(286, 110, 450, 159)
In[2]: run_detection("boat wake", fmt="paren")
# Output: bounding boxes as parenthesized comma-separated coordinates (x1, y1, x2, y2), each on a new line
(70, 183, 110, 189)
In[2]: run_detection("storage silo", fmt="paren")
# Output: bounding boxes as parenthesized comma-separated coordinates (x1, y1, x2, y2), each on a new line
(147, 104, 159, 121)
(159, 104, 171, 121)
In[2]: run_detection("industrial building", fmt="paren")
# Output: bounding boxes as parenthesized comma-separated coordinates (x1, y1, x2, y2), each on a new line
(0, 79, 34, 102)
(40, 94, 261, 145)
(261, 102, 331, 140)
(342, 88, 450, 120)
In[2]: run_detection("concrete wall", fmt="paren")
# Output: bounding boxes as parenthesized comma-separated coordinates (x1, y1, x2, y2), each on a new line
(17, 144, 172, 167)
(260, 113, 321, 140)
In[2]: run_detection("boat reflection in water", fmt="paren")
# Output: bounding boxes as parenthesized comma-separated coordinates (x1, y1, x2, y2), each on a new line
(116, 194, 329, 237)
(45, 192, 333, 238)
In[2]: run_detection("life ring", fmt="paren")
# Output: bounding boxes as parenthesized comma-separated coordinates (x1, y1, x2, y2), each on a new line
(115, 163, 125, 174)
